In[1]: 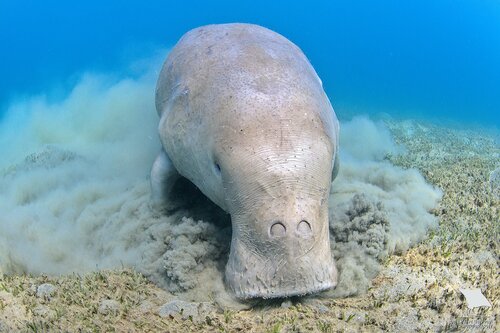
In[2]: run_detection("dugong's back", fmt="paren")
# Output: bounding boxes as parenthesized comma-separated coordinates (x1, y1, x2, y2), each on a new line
(156, 23, 334, 123)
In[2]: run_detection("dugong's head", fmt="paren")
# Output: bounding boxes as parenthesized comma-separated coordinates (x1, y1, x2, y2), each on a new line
(212, 98, 339, 299)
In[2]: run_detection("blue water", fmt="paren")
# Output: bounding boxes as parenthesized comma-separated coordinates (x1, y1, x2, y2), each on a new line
(1, 0, 499, 126)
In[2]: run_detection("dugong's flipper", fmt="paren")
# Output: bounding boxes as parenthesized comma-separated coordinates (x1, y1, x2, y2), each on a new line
(150, 149, 180, 210)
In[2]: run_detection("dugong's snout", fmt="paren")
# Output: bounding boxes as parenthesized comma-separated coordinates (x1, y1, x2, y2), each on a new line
(225, 212, 338, 299)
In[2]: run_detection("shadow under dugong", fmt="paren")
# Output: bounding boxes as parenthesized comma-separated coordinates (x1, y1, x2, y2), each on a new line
(151, 23, 340, 300)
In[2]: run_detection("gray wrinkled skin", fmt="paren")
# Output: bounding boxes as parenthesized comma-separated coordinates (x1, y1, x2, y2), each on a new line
(151, 23, 340, 299)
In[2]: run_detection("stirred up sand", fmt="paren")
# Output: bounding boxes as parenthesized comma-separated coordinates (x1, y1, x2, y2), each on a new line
(0, 70, 441, 304)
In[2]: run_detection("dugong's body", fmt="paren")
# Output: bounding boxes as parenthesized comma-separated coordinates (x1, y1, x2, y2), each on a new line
(152, 23, 340, 299)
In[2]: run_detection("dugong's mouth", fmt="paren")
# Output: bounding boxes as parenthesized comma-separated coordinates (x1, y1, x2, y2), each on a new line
(224, 231, 337, 299)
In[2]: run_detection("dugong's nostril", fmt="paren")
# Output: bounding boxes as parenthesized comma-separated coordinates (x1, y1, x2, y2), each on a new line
(297, 220, 312, 236)
(270, 222, 286, 237)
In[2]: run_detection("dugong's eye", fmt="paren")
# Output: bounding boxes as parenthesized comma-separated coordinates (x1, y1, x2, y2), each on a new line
(214, 163, 222, 176)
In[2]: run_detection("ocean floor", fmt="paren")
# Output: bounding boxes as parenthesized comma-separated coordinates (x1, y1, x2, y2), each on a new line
(0, 117, 498, 332)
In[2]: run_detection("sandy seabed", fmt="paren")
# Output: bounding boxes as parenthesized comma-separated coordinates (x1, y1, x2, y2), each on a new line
(0, 117, 498, 333)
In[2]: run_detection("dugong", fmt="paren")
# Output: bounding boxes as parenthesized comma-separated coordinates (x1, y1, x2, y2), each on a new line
(152, 23, 340, 299)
